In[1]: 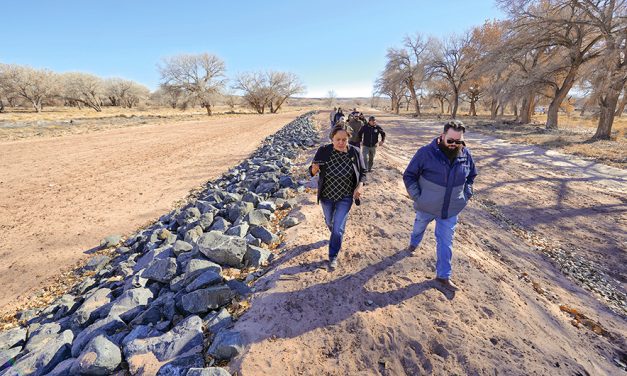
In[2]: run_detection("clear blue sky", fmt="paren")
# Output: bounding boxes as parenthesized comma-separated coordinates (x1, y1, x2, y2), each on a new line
(1, 1, 504, 97)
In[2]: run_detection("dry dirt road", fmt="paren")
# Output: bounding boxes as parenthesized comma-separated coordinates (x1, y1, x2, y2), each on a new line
(0, 111, 305, 315)
(229, 113, 626, 375)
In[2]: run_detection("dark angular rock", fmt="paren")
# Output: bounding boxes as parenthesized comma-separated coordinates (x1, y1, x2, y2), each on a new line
(70, 335, 121, 375)
(180, 285, 234, 314)
(207, 330, 243, 360)
(195, 232, 247, 267)
(184, 270, 223, 293)
(244, 245, 273, 268)
(142, 257, 178, 283)
(71, 316, 126, 357)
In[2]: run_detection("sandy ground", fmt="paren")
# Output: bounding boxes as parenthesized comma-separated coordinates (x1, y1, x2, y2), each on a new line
(0, 111, 305, 315)
(229, 113, 626, 375)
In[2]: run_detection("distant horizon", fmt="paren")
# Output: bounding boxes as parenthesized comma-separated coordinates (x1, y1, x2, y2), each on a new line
(0, 1, 505, 97)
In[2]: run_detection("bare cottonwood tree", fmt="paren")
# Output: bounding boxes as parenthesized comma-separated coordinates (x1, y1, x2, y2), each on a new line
(427, 32, 478, 118)
(104, 78, 150, 108)
(374, 57, 408, 115)
(572, 0, 627, 139)
(326, 90, 337, 107)
(0, 64, 58, 112)
(234, 71, 305, 114)
(498, 0, 604, 129)
(267, 71, 305, 113)
(234, 71, 272, 114)
(159, 53, 226, 115)
(385, 33, 429, 115)
(60, 72, 105, 112)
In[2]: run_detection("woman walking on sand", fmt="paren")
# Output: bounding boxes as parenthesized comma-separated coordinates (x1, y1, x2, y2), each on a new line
(309, 126, 366, 270)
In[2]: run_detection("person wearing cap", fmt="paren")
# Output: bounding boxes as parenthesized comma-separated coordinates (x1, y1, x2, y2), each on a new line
(330, 107, 337, 127)
(402, 120, 478, 292)
(357, 116, 386, 172)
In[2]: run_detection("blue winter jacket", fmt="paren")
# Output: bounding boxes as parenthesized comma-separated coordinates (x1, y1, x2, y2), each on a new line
(403, 137, 477, 219)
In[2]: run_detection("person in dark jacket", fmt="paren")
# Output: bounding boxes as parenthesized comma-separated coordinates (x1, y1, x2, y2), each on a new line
(333, 108, 344, 126)
(357, 116, 386, 171)
(402, 120, 477, 292)
(310, 126, 366, 270)
(346, 114, 363, 148)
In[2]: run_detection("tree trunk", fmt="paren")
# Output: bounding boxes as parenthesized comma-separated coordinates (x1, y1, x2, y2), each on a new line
(205, 104, 212, 116)
(615, 89, 626, 117)
(546, 65, 579, 129)
(520, 94, 534, 124)
(469, 99, 477, 116)
(594, 84, 622, 139)
(451, 89, 459, 118)
(438, 98, 444, 114)
(513, 102, 518, 119)
(0, 98, 4, 113)
(408, 84, 421, 116)
(490, 98, 499, 119)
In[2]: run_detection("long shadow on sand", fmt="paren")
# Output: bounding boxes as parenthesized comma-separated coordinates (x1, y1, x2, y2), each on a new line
(240, 247, 452, 345)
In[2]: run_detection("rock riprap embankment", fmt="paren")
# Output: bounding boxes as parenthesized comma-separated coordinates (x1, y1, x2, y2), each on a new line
(0, 112, 319, 376)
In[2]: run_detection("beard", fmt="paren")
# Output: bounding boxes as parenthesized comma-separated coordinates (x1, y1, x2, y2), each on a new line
(438, 138, 461, 160)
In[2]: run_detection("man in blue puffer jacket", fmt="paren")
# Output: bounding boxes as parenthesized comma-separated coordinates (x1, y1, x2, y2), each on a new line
(403, 120, 477, 292)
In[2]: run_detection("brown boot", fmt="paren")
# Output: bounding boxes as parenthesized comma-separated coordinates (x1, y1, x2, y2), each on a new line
(435, 277, 459, 292)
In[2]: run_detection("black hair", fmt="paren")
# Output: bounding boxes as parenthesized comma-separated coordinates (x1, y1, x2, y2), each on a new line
(443, 120, 466, 133)
(329, 125, 348, 139)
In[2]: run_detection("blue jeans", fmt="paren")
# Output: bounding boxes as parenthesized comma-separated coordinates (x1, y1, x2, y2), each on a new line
(320, 197, 353, 260)
(410, 210, 458, 279)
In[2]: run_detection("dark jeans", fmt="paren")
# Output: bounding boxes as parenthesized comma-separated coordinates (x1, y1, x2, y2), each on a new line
(320, 196, 353, 259)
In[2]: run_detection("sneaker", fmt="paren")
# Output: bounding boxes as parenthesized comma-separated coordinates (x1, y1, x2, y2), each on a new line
(328, 258, 338, 271)
(435, 277, 459, 292)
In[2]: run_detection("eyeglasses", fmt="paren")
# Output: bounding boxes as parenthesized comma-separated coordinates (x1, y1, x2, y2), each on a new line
(446, 139, 464, 145)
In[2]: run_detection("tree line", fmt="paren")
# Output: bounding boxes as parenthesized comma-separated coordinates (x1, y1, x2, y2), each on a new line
(0, 53, 305, 116)
(375, 0, 626, 139)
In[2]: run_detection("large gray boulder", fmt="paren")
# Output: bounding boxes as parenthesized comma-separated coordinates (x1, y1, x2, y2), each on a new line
(225, 223, 249, 238)
(249, 226, 279, 245)
(227, 201, 254, 222)
(71, 316, 126, 357)
(107, 287, 153, 322)
(209, 217, 230, 233)
(177, 207, 201, 226)
(24, 322, 62, 353)
(195, 232, 247, 267)
(244, 245, 274, 268)
(0, 326, 27, 350)
(71, 288, 112, 328)
(142, 257, 178, 283)
(244, 210, 269, 227)
(172, 240, 193, 256)
(180, 285, 234, 314)
(203, 308, 233, 334)
(6, 329, 73, 376)
(124, 315, 204, 371)
(207, 330, 243, 360)
(184, 270, 223, 293)
(70, 335, 121, 375)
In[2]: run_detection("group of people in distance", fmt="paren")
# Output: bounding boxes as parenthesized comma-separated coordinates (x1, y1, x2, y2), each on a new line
(310, 109, 477, 293)
(329, 107, 386, 172)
